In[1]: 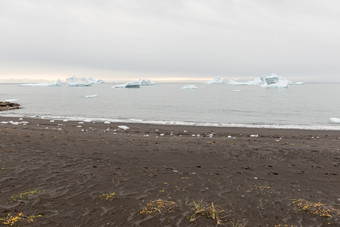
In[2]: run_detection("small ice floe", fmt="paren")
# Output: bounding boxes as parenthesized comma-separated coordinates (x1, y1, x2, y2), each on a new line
(5, 99, 18, 102)
(250, 134, 259, 138)
(85, 94, 97, 98)
(19, 118, 23, 120)
(105, 128, 110, 132)
(63, 119, 68, 122)
(77, 125, 82, 128)
(160, 133, 164, 136)
(50, 120, 55, 123)
(104, 121, 111, 124)
(144, 134, 149, 137)
(84, 119, 92, 123)
(78, 122, 84, 124)
(58, 128, 62, 131)
(118, 125, 129, 130)
(181, 85, 198, 89)
(227, 135, 232, 138)
(330, 118, 340, 124)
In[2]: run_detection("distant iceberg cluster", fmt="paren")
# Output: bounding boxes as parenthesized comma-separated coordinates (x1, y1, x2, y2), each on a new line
(113, 79, 156, 88)
(225, 74, 303, 88)
(19, 79, 62, 87)
(19, 77, 105, 87)
(204, 76, 224, 84)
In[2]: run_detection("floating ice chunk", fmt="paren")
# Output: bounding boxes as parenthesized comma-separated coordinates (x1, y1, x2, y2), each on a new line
(5, 99, 18, 102)
(250, 134, 259, 138)
(330, 118, 340, 124)
(181, 85, 198, 89)
(87, 77, 105, 85)
(85, 94, 97, 98)
(118, 125, 129, 130)
(204, 76, 224, 84)
(19, 79, 62, 87)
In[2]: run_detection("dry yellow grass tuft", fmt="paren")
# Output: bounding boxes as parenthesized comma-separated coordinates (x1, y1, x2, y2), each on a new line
(0, 212, 42, 226)
(10, 189, 40, 201)
(188, 200, 224, 225)
(139, 199, 177, 215)
(292, 199, 340, 218)
(99, 192, 116, 200)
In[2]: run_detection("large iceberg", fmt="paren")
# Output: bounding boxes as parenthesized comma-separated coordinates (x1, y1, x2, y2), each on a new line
(181, 85, 198, 89)
(66, 76, 104, 86)
(113, 81, 140, 88)
(138, 79, 156, 86)
(204, 76, 224, 84)
(330, 118, 340, 124)
(19, 79, 62, 87)
(112, 79, 154, 88)
(226, 74, 302, 88)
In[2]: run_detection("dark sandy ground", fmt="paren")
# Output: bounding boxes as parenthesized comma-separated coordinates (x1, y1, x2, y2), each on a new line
(0, 117, 340, 226)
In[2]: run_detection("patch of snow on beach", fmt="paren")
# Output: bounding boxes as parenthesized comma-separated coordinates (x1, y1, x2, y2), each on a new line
(118, 125, 129, 130)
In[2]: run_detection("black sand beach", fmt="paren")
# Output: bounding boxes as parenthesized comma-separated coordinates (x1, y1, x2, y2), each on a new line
(1, 117, 340, 226)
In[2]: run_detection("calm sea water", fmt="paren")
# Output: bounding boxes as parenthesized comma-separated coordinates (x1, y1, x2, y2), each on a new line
(1, 83, 340, 130)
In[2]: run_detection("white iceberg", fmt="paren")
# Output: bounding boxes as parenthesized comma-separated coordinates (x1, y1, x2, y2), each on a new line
(85, 94, 97, 98)
(181, 85, 198, 89)
(19, 79, 62, 87)
(4, 99, 18, 102)
(66, 76, 104, 86)
(66, 76, 92, 86)
(204, 76, 224, 84)
(226, 74, 300, 88)
(138, 79, 156, 86)
(113, 79, 155, 88)
(112, 81, 140, 88)
(330, 118, 340, 124)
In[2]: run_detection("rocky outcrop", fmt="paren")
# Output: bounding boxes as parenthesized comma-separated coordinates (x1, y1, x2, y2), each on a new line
(0, 102, 21, 111)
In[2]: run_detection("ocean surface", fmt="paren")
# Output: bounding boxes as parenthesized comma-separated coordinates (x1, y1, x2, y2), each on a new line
(1, 83, 340, 130)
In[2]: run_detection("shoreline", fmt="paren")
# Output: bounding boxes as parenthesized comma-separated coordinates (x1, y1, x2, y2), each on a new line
(1, 115, 340, 131)
(1, 117, 340, 226)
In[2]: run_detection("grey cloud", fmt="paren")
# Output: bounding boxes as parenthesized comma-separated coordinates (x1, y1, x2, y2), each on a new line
(0, 0, 340, 81)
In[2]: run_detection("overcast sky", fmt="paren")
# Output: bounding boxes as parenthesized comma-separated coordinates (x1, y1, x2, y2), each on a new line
(1, 0, 340, 82)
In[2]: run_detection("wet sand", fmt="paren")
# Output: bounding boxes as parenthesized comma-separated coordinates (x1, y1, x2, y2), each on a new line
(0, 117, 340, 226)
